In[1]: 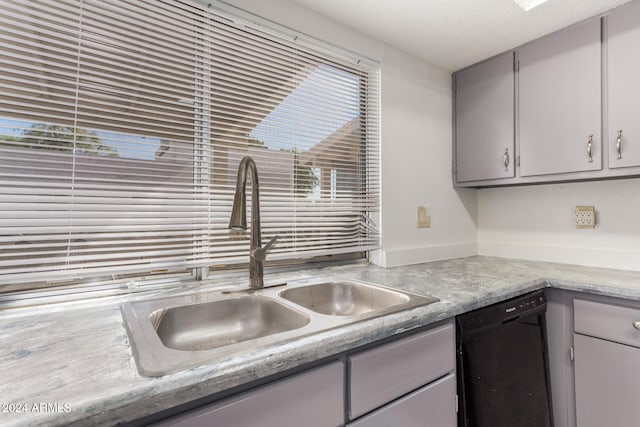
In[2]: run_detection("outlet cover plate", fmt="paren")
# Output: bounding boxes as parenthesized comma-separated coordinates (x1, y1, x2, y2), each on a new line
(574, 206, 595, 229)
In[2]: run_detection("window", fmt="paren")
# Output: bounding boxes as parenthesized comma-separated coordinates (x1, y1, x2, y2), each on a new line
(206, 9, 380, 267)
(0, 0, 380, 290)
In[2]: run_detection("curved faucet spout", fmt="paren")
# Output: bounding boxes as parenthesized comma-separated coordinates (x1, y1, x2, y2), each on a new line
(228, 156, 277, 288)
(229, 156, 258, 233)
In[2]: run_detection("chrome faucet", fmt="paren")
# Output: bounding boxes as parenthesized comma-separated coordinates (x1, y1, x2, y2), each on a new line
(229, 156, 277, 289)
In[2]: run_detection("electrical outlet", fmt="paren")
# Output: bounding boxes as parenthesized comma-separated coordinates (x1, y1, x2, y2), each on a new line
(574, 206, 595, 229)
(417, 206, 431, 228)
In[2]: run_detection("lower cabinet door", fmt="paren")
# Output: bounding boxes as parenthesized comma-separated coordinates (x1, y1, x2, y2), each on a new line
(154, 362, 344, 427)
(347, 373, 456, 427)
(574, 333, 640, 427)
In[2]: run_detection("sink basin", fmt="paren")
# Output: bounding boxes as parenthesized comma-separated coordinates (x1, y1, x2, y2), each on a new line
(121, 276, 439, 377)
(152, 296, 310, 351)
(121, 294, 313, 377)
(279, 281, 411, 316)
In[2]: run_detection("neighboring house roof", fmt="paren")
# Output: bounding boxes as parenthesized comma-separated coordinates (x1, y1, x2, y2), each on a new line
(299, 116, 361, 170)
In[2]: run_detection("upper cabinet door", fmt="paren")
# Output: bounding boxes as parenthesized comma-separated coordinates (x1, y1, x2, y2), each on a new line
(608, 1, 640, 169)
(455, 52, 515, 183)
(519, 19, 602, 177)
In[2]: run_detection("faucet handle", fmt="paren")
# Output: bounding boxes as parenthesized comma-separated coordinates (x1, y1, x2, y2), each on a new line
(263, 235, 278, 252)
(252, 235, 278, 261)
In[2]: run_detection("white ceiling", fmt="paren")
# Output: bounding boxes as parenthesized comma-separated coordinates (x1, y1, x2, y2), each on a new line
(290, 0, 633, 71)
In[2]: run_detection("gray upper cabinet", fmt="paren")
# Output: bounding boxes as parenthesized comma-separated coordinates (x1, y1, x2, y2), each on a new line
(608, 1, 640, 169)
(518, 19, 602, 177)
(454, 52, 515, 183)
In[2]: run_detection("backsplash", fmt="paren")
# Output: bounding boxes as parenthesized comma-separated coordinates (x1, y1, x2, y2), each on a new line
(477, 177, 640, 271)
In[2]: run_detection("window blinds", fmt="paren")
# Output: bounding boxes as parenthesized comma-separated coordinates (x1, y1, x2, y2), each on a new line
(206, 11, 380, 266)
(0, 0, 380, 287)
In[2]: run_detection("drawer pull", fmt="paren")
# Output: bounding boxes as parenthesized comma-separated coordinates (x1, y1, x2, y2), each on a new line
(616, 129, 623, 160)
(587, 135, 593, 163)
(503, 148, 510, 171)
(633, 321, 640, 330)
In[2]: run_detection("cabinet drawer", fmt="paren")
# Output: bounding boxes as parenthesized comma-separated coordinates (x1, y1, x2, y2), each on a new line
(348, 322, 454, 419)
(348, 373, 456, 427)
(154, 362, 344, 427)
(574, 299, 640, 348)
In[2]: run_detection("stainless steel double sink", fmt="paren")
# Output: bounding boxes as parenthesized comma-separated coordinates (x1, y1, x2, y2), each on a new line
(121, 276, 438, 376)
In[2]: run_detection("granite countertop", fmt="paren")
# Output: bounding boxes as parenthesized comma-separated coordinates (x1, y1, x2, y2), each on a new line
(2, 255, 640, 426)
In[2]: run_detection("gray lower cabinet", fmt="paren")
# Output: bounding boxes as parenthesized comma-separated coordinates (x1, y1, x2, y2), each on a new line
(347, 373, 456, 427)
(153, 321, 456, 427)
(608, 0, 640, 169)
(348, 322, 456, 426)
(573, 298, 640, 427)
(454, 51, 515, 183)
(546, 289, 640, 427)
(518, 18, 602, 177)
(154, 361, 344, 427)
(573, 334, 640, 427)
(544, 289, 576, 427)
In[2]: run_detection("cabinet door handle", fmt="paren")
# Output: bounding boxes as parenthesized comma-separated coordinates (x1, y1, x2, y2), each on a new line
(616, 129, 623, 160)
(587, 135, 593, 163)
(503, 148, 509, 171)
(633, 321, 640, 330)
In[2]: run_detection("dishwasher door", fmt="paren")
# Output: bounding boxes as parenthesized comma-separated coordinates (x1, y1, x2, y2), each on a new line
(456, 290, 553, 427)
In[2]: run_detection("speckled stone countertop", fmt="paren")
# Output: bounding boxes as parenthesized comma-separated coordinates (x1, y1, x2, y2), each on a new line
(2, 256, 640, 426)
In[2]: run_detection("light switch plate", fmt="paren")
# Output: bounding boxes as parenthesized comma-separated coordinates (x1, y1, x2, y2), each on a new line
(574, 206, 595, 229)
(417, 206, 431, 228)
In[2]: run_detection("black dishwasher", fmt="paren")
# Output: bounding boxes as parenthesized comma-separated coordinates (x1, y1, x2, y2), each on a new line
(456, 290, 553, 427)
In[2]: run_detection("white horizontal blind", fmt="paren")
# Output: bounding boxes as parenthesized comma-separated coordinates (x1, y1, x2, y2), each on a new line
(206, 10, 381, 266)
(0, 0, 380, 287)
(0, 0, 208, 285)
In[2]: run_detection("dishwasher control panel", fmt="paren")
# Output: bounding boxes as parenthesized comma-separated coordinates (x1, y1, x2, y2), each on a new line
(502, 292, 546, 316)
(457, 290, 547, 331)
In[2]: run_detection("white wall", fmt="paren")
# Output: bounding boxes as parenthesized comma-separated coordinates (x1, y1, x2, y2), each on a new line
(222, 0, 478, 267)
(377, 59, 477, 267)
(478, 178, 640, 271)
